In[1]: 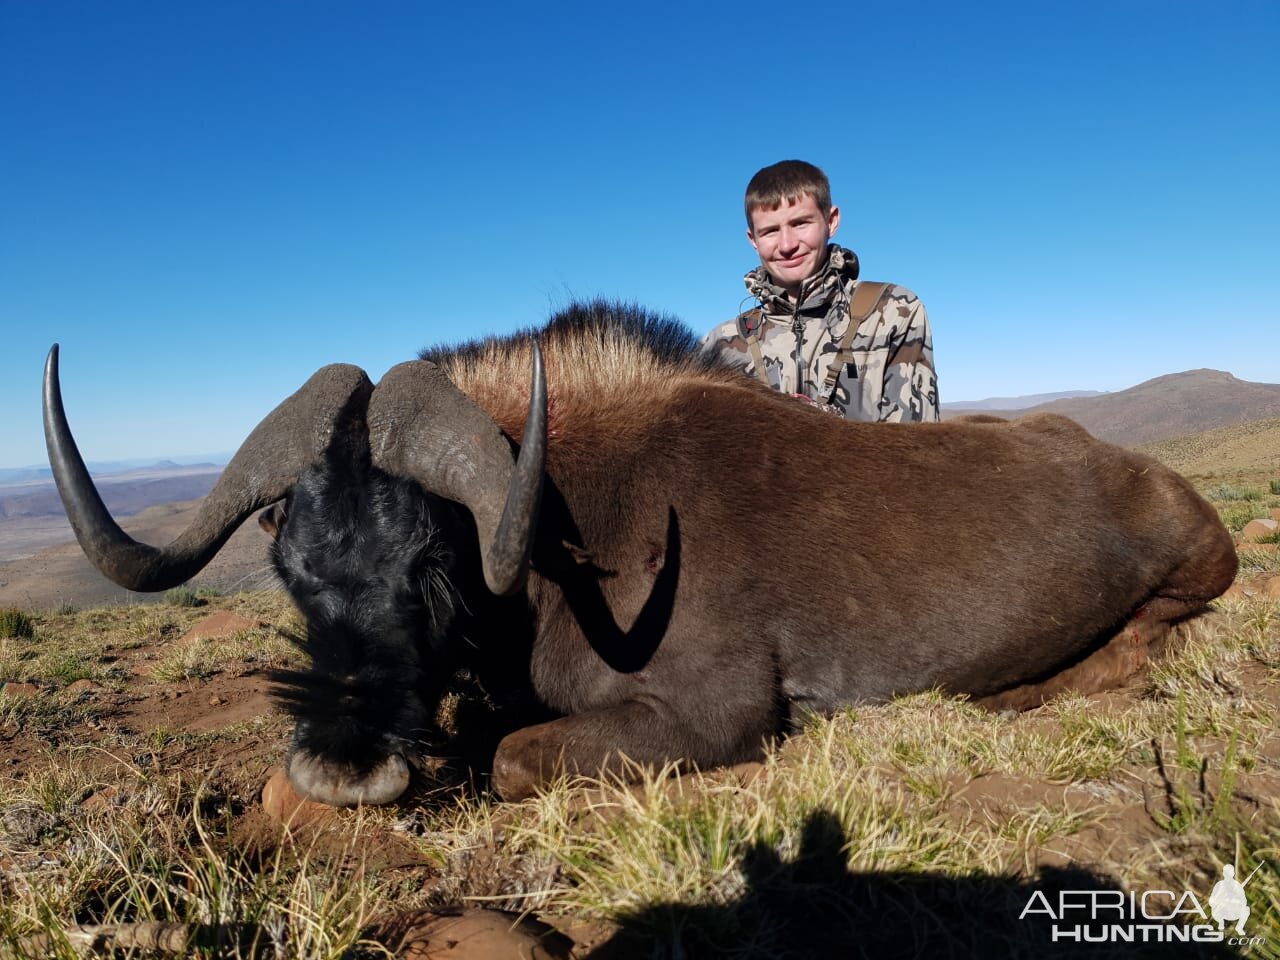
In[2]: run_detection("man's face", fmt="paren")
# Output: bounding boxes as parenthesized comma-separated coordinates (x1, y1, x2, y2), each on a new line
(747, 194, 840, 296)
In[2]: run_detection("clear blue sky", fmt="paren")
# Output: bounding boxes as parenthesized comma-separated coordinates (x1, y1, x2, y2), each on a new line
(2, 1, 1276, 469)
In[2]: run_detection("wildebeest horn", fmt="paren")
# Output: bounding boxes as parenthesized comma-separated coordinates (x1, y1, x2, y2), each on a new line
(43, 345, 374, 592)
(367, 342, 547, 596)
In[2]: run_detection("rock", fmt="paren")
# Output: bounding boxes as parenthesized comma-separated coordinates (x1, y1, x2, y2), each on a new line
(82, 786, 122, 812)
(1, 682, 39, 699)
(390, 909, 574, 959)
(1240, 518, 1279, 543)
(209, 695, 224, 706)
(261, 768, 339, 829)
(1239, 542, 1279, 554)
(0, 803, 59, 845)
(1270, 507, 1280, 522)
(64, 679, 104, 696)
(178, 612, 260, 644)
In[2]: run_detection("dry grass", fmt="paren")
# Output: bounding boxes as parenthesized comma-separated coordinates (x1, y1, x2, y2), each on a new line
(0, 762, 394, 958)
(1136, 417, 1280, 477)
(1, 564, 1278, 955)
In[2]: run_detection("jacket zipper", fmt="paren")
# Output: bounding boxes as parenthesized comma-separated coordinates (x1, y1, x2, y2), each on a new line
(791, 295, 804, 395)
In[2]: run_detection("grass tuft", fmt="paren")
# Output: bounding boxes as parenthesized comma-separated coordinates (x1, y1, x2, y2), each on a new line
(1221, 503, 1269, 532)
(0, 609, 35, 641)
(148, 627, 294, 684)
(1206, 483, 1265, 503)
(163, 586, 204, 608)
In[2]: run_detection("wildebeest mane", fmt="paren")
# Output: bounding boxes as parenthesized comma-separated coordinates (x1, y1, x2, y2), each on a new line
(417, 299, 748, 445)
(420, 298, 721, 370)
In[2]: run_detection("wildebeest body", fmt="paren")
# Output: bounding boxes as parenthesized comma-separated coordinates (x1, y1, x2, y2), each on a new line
(422, 312, 1233, 796)
(43, 301, 1237, 804)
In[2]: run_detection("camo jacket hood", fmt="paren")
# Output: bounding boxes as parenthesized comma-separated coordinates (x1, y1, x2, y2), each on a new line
(700, 244, 940, 423)
(744, 244, 861, 320)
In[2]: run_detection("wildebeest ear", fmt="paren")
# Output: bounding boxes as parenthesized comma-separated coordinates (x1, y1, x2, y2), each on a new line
(257, 503, 287, 539)
(562, 540, 596, 565)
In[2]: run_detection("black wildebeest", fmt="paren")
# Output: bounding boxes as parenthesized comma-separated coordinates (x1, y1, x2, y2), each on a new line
(43, 302, 1237, 804)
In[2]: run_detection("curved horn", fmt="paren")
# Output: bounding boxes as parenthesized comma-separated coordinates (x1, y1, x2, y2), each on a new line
(367, 342, 546, 596)
(44, 345, 374, 592)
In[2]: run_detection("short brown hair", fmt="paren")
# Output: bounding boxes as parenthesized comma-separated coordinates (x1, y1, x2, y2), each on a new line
(744, 160, 832, 230)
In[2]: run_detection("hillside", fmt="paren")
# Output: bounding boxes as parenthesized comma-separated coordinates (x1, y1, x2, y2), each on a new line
(944, 369, 1280, 447)
(0, 466, 223, 563)
(0, 470, 221, 523)
(1136, 416, 1280, 476)
(0, 497, 274, 610)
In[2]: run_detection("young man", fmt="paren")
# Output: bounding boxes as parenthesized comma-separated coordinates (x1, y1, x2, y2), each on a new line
(702, 160, 939, 422)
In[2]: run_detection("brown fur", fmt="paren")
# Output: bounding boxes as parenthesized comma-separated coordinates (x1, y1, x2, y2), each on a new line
(429, 318, 1236, 799)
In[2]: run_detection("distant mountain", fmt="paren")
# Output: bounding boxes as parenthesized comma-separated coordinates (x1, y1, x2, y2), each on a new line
(0, 453, 230, 485)
(944, 389, 1105, 411)
(942, 369, 1280, 447)
(0, 466, 53, 485)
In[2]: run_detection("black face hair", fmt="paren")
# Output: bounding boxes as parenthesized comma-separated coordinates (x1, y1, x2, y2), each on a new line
(268, 446, 470, 772)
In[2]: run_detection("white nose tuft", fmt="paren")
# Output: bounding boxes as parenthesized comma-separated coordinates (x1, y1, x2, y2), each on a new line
(286, 751, 410, 806)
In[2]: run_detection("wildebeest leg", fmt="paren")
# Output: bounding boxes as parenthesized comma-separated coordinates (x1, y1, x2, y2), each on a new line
(491, 701, 765, 801)
(976, 597, 1202, 711)
(977, 524, 1236, 712)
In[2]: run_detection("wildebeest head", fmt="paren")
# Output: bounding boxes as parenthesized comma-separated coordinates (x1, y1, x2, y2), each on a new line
(42, 346, 546, 806)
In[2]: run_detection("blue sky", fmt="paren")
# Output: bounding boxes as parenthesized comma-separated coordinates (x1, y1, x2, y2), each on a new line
(2, 1, 1276, 469)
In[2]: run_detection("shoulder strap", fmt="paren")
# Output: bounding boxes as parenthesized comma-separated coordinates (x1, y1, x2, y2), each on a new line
(823, 281, 888, 395)
(736, 308, 772, 387)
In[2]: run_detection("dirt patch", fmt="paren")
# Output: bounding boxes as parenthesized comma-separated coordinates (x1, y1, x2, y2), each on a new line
(112, 670, 277, 733)
(369, 908, 576, 959)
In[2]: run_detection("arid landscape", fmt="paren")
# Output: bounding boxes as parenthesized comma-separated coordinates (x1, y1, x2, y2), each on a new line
(941, 369, 1280, 448)
(1, 369, 1278, 958)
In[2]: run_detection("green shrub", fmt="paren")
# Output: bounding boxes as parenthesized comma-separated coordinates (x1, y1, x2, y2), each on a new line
(1206, 484, 1263, 503)
(0, 608, 35, 640)
(163, 586, 203, 608)
(1220, 505, 1268, 533)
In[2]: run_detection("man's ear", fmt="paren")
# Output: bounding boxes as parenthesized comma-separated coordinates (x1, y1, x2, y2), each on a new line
(746, 226, 759, 253)
(826, 204, 840, 239)
(257, 502, 287, 540)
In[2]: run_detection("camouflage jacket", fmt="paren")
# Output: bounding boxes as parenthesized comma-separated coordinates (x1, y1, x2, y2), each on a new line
(700, 245, 940, 422)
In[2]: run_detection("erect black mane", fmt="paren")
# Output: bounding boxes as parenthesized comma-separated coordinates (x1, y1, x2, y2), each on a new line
(418, 297, 725, 371)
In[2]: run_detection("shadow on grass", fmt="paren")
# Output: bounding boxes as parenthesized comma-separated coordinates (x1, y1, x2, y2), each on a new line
(586, 809, 1238, 960)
